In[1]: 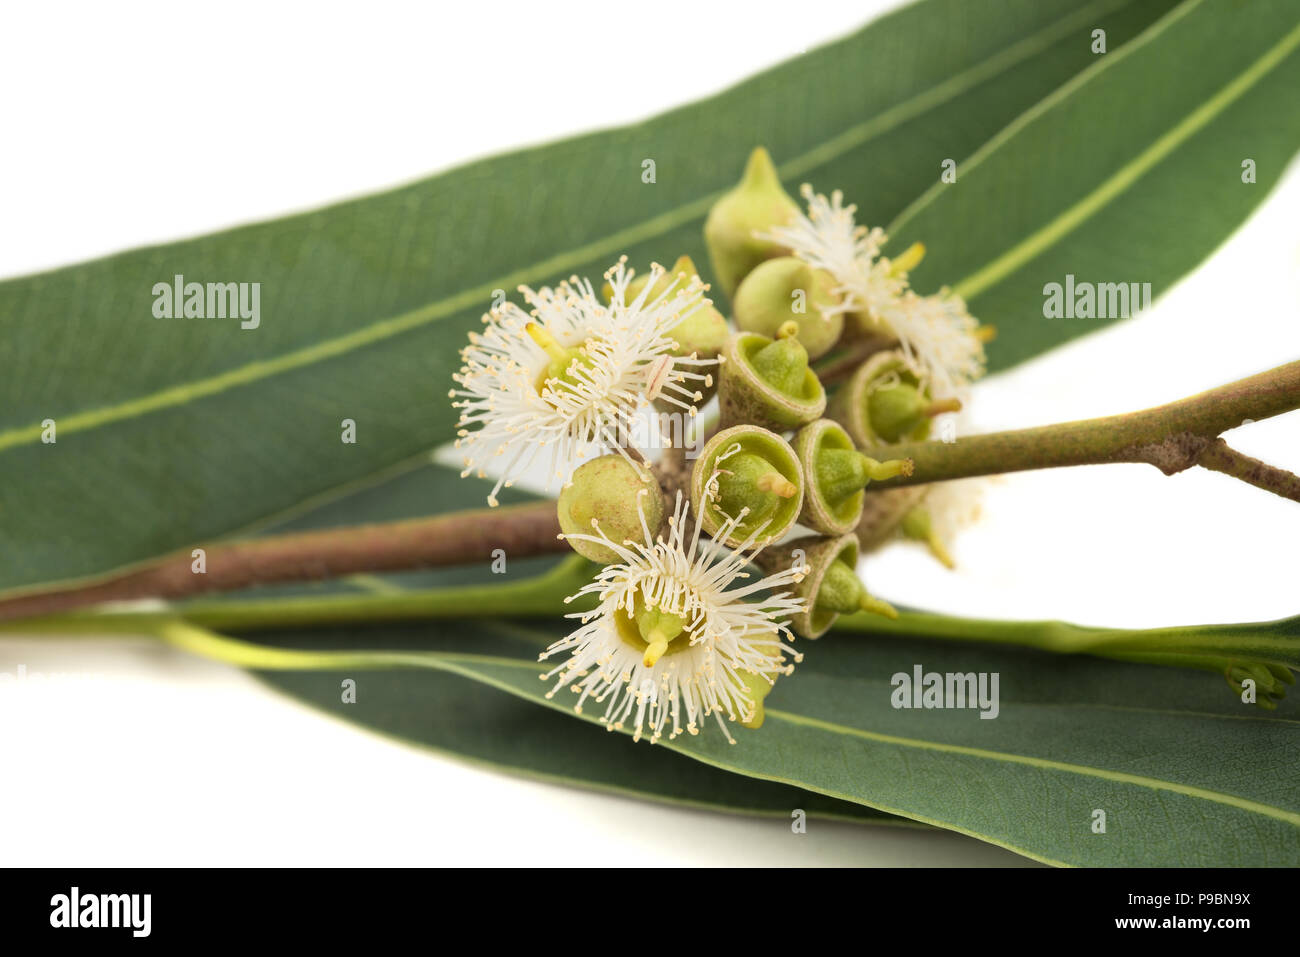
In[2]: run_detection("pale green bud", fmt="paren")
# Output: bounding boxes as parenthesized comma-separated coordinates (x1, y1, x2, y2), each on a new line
(733, 256, 844, 359)
(557, 455, 665, 564)
(704, 147, 800, 298)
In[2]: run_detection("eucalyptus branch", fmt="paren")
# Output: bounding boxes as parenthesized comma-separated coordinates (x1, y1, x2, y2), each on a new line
(0, 500, 562, 623)
(864, 360, 1300, 498)
(0, 555, 597, 637)
(1, 361, 1297, 625)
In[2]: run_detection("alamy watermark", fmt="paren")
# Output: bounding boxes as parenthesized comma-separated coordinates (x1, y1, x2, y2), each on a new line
(891, 664, 1000, 719)
(619, 409, 709, 459)
(50, 887, 151, 937)
(152, 274, 260, 330)
(1042, 274, 1151, 320)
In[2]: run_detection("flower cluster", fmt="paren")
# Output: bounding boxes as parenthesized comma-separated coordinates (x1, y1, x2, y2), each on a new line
(451, 146, 993, 742)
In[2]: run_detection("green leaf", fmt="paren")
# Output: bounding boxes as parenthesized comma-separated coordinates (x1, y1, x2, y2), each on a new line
(160, 459, 1297, 866)
(893, 0, 1300, 370)
(223, 614, 1300, 867)
(0, 0, 1181, 595)
(254, 665, 912, 827)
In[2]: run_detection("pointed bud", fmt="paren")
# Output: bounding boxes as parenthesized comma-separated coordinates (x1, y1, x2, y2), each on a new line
(691, 424, 804, 548)
(756, 534, 892, 639)
(718, 326, 826, 432)
(733, 256, 844, 359)
(826, 349, 958, 447)
(1224, 662, 1290, 709)
(557, 455, 666, 564)
(793, 419, 913, 535)
(704, 147, 801, 298)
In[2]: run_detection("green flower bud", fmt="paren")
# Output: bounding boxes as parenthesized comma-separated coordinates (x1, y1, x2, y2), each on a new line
(691, 424, 804, 547)
(757, 535, 895, 639)
(704, 147, 800, 298)
(854, 487, 961, 570)
(605, 255, 729, 363)
(827, 350, 960, 447)
(733, 256, 844, 359)
(719, 324, 827, 432)
(557, 455, 665, 564)
(794, 419, 913, 535)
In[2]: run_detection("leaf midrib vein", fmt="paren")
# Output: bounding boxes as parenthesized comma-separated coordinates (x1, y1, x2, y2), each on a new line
(763, 706, 1300, 828)
(904, 1, 1300, 301)
(0, 0, 1129, 457)
(210, 628, 1300, 830)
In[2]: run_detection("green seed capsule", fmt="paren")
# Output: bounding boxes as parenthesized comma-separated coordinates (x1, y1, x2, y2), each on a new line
(691, 424, 804, 548)
(756, 534, 895, 639)
(557, 455, 666, 564)
(826, 349, 960, 447)
(718, 324, 827, 432)
(733, 256, 844, 359)
(704, 147, 801, 298)
(794, 419, 913, 535)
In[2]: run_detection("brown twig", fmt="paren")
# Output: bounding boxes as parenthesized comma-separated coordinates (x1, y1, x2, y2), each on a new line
(3, 362, 1298, 623)
(1195, 439, 1300, 503)
(0, 500, 564, 622)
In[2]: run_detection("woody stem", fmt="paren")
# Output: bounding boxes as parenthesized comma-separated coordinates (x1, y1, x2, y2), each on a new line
(863, 360, 1300, 501)
(0, 362, 1297, 625)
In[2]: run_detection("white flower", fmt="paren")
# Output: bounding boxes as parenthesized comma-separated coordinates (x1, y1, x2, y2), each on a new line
(923, 477, 987, 544)
(539, 493, 806, 743)
(451, 258, 717, 506)
(762, 184, 985, 399)
(762, 185, 904, 324)
(883, 288, 986, 400)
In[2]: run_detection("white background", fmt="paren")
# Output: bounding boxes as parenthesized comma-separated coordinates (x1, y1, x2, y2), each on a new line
(1, 0, 1296, 866)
